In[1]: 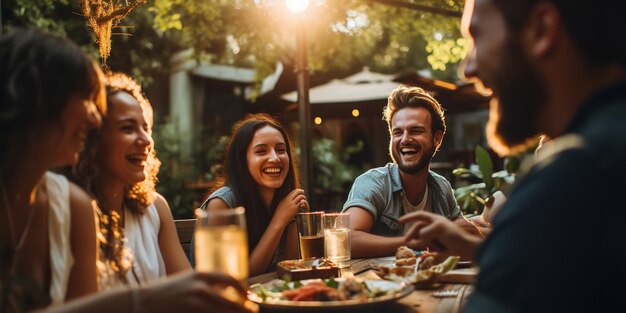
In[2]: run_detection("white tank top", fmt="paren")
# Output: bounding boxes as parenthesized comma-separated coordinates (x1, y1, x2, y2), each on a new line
(45, 171, 74, 304)
(124, 202, 166, 285)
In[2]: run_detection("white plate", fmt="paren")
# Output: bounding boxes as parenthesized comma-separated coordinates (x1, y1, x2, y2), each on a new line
(248, 278, 413, 310)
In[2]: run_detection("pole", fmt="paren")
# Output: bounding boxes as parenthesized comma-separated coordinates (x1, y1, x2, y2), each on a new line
(295, 15, 313, 199)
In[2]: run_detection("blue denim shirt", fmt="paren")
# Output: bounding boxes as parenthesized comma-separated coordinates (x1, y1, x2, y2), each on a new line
(341, 163, 462, 236)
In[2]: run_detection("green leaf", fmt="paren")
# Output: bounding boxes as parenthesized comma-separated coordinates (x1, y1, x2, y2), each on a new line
(475, 146, 494, 192)
(323, 277, 339, 289)
(504, 156, 521, 174)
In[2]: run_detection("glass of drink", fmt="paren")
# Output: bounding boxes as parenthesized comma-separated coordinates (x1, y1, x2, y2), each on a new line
(194, 207, 249, 299)
(296, 211, 325, 259)
(323, 212, 351, 268)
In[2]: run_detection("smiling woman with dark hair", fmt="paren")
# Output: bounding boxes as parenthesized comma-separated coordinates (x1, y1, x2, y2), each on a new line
(199, 113, 308, 276)
(0, 28, 105, 311)
(0, 28, 256, 313)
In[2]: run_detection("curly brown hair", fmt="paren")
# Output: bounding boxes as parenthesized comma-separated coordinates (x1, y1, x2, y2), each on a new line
(74, 72, 161, 215)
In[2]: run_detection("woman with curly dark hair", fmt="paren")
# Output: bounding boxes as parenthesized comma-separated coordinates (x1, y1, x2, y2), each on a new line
(73, 72, 190, 289)
(1, 28, 252, 313)
(198, 114, 308, 276)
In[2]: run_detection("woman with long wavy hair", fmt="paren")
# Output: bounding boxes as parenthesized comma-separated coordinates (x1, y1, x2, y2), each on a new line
(199, 114, 308, 276)
(0, 28, 253, 313)
(72, 72, 190, 289)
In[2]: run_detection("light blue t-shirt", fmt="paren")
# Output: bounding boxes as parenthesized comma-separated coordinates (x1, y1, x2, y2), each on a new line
(192, 186, 287, 271)
(342, 163, 462, 236)
(203, 186, 237, 208)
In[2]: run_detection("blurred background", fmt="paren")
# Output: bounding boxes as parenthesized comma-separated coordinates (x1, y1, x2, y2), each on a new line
(2, 0, 524, 218)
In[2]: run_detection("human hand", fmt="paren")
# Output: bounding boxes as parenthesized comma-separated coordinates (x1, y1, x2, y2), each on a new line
(399, 212, 480, 261)
(137, 271, 256, 313)
(274, 189, 307, 226)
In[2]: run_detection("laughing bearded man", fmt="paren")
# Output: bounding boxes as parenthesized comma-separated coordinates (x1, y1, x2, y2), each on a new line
(342, 85, 480, 258)
(399, 0, 626, 311)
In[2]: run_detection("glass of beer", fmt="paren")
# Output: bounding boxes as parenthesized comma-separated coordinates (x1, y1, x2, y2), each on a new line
(296, 211, 325, 259)
(323, 212, 351, 268)
(194, 207, 249, 299)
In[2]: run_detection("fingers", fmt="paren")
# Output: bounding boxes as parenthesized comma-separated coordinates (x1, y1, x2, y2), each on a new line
(299, 199, 309, 211)
(196, 287, 251, 313)
(289, 189, 305, 199)
(404, 220, 428, 241)
(404, 219, 445, 249)
(398, 211, 434, 224)
(195, 272, 247, 295)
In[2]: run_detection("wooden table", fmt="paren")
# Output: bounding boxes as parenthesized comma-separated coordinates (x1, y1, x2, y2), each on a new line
(248, 259, 475, 313)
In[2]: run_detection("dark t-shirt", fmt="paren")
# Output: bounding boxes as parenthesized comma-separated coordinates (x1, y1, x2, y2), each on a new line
(464, 82, 626, 312)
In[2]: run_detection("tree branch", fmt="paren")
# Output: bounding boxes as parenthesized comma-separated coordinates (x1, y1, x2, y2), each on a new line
(362, 0, 462, 18)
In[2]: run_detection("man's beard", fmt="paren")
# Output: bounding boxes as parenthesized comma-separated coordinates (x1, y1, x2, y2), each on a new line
(486, 37, 547, 156)
(392, 139, 436, 174)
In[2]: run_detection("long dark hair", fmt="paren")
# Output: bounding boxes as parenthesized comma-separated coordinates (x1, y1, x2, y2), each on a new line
(0, 28, 105, 177)
(210, 113, 300, 250)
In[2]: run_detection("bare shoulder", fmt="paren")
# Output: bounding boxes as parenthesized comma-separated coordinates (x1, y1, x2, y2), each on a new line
(153, 192, 170, 209)
(152, 192, 174, 218)
(68, 181, 95, 214)
(206, 197, 230, 211)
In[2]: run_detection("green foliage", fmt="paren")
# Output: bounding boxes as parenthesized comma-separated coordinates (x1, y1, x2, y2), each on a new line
(6, 0, 71, 33)
(310, 137, 367, 211)
(453, 146, 520, 215)
(3, 1, 182, 88)
(312, 138, 363, 194)
(5, 0, 467, 86)
(153, 117, 228, 218)
(149, 0, 467, 83)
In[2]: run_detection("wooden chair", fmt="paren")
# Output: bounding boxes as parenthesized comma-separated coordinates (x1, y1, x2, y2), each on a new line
(175, 219, 196, 262)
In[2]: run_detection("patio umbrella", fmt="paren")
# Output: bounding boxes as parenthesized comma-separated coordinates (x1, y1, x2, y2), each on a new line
(281, 67, 400, 104)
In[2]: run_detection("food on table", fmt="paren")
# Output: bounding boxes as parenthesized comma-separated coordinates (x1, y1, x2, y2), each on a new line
(374, 246, 459, 287)
(415, 251, 436, 270)
(251, 277, 400, 302)
(395, 246, 416, 266)
(394, 246, 436, 270)
(283, 281, 341, 301)
(280, 279, 369, 301)
(387, 256, 459, 287)
(276, 258, 339, 280)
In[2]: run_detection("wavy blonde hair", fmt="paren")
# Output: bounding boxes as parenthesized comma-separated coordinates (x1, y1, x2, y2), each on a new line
(74, 71, 161, 215)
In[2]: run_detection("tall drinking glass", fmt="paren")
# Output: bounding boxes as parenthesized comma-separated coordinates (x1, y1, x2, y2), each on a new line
(296, 211, 325, 259)
(194, 207, 248, 299)
(323, 212, 351, 268)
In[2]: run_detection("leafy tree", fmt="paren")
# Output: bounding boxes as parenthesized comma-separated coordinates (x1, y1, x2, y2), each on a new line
(3, 0, 468, 85)
(150, 0, 468, 82)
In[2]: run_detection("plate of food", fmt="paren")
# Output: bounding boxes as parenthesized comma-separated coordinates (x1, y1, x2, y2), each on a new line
(276, 258, 340, 281)
(370, 246, 460, 288)
(248, 277, 413, 310)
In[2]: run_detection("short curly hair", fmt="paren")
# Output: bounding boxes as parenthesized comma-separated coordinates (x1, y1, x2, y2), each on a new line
(74, 72, 160, 215)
